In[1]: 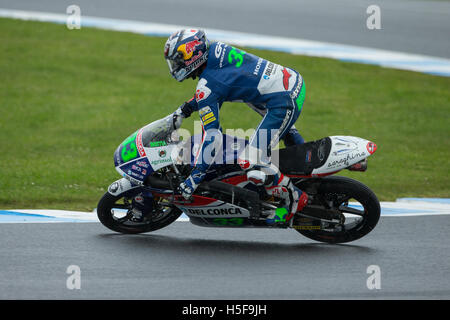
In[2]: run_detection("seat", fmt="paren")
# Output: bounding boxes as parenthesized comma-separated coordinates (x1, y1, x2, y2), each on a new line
(274, 137, 331, 175)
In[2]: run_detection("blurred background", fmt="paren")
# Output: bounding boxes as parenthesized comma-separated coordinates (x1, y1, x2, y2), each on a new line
(1, 0, 449, 57)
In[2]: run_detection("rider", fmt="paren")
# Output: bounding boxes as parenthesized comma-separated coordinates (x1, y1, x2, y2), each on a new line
(164, 29, 308, 224)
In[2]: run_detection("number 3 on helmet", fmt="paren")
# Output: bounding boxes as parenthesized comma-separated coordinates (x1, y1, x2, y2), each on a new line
(164, 29, 209, 82)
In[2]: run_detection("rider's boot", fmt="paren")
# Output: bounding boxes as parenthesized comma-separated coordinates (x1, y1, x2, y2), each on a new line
(265, 174, 308, 225)
(247, 171, 308, 225)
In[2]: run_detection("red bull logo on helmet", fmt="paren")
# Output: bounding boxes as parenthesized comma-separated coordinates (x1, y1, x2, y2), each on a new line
(178, 39, 202, 60)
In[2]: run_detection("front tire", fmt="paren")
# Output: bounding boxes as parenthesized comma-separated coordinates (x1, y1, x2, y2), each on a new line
(97, 190, 182, 234)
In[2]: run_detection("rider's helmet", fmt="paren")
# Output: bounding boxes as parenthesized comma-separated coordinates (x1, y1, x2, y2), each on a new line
(164, 29, 209, 82)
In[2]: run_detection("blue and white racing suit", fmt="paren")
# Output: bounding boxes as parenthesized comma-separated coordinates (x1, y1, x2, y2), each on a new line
(178, 41, 306, 197)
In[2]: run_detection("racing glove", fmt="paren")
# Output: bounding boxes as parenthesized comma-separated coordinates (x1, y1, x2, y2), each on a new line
(179, 99, 196, 118)
(171, 99, 197, 130)
(172, 108, 185, 130)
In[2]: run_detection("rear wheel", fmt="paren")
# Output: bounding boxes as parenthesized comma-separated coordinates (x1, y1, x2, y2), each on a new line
(293, 176, 380, 243)
(97, 189, 182, 234)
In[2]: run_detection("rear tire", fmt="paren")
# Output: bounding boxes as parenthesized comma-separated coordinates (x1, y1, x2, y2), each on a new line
(294, 176, 380, 244)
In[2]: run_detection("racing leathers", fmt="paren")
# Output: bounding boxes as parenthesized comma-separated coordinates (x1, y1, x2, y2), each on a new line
(174, 42, 308, 223)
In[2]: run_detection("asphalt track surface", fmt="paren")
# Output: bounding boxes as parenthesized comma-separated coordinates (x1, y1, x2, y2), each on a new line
(1, 0, 449, 58)
(1, 215, 449, 299)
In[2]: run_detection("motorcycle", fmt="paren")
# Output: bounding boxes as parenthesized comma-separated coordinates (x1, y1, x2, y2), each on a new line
(97, 115, 380, 244)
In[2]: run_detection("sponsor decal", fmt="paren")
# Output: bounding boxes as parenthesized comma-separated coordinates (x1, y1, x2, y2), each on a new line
(122, 173, 143, 186)
(122, 163, 146, 181)
(282, 68, 291, 90)
(177, 39, 202, 60)
(306, 150, 312, 163)
(203, 117, 216, 126)
(121, 158, 152, 180)
(201, 112, 214, 121)
(238, 158, 250, 170)
(199, 106, 212, 116)
(219, 44, 228, 68)
(192, 171, 206, 180)
(149, 141, 167, 148)
(136, 160, 149, 168)
(366, 142, 377, 154)
(131, 163, 149, 176)
(108, 182, 120, 194)
(151, 158, 172, 166)
(195, 89, 206, 101)
(289, 76, 303, 99)
(195, 79, 211, 102)
(201, 112, 216, 126)
(269, 109, 292, 148)
(185, 50, 203, 66)
(332, 147, 358, 156)
(327, 152, 366, 169)
(131, 164, 142, 172)
(253, 58, 264, 76)
(264, 62, 275, 78)
(215, 42, 224, 58)
(257, 62, 296, 95)
(185, 207, 247, 217)
(293, 225, 321, 230)
(136, 129, 146, 157)
(159, 150, 167, 158)
(129, 170, 144, 180)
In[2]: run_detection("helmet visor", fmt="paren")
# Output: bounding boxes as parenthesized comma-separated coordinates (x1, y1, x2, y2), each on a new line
(166, 51, 184, 73)
(166, 58, 178, 74)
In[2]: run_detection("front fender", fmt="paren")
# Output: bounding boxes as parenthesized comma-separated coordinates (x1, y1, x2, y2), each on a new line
(107, 178, 140, 196)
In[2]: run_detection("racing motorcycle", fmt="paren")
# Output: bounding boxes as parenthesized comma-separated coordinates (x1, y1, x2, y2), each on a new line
(97, 115, 380, 244)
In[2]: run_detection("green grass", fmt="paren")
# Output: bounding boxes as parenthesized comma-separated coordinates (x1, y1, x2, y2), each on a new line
(0, 18, 449, 211)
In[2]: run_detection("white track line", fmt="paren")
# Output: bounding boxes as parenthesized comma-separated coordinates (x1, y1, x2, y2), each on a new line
(1, 8, 450, 77)
(1, 199, 449, 223)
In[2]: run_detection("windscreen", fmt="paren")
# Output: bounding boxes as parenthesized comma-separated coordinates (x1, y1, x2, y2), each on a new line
(140, 116, 174, 147)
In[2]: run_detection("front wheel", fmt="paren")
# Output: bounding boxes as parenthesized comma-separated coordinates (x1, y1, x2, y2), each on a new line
(293, 176, 380, 244)
(97, 189, 182, 234)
